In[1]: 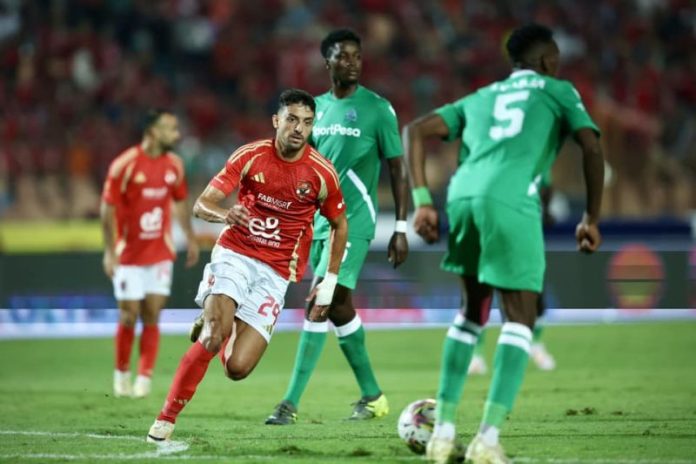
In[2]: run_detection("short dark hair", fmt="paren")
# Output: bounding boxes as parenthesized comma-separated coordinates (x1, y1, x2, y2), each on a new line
(141, 109, 172, 134)
(505, 24, 554, 64)
(320, 29, 361, 59)
(278, 88, 316, 114)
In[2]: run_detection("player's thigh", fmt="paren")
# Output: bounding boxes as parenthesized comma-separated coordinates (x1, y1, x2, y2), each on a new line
(141, 293, 168, 324)
(225, 318, 269, 380)
(474, 197, 545, 292)
(442, 198, 480, 276)
(311, 238, 369, 290)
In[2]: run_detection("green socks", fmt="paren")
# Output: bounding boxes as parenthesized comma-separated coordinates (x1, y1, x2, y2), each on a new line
(436, 314, 482, 423)
(336, 315, 381, 398)
(283, 321, 328, 407)
(482, 322, 532, 428)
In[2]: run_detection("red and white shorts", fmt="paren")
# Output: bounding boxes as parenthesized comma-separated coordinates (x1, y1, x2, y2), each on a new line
(113, 260, 173, 301)
(194, 245, 289, 343)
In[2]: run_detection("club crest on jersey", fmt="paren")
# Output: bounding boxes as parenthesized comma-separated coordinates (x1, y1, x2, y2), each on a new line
(134, 172, 147, 184)
(344, 108, 358, 122)
(164, 170, 177, 185)
(295, 181, 312, 198)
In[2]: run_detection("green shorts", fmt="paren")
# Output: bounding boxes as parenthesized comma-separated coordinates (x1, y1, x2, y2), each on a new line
(310, 237, 370, 290)
(442, 197, 545, 292)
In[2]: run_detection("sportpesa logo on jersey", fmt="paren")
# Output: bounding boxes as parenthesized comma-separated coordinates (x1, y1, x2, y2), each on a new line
(313, 124, 361, 138)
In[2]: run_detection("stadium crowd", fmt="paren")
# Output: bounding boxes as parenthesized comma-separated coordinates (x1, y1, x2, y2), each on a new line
(0, 0, 694, 220)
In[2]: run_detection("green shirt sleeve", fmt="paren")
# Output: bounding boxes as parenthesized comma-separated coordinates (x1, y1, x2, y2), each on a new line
(555, 81, 599, 135)
(434, 98, 466, 142)
(376, 101, 403, 159)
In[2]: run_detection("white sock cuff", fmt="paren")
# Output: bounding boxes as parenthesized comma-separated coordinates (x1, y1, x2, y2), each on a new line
(498, 322, 532, 352)
(447, 326, 477, 345)
(334, 314, 362, 337)
(501, 322, 533, 340)
(303, 320, 329, 333)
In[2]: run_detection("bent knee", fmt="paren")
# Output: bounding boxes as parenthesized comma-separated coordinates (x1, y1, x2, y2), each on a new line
(224, 363, 253, 381)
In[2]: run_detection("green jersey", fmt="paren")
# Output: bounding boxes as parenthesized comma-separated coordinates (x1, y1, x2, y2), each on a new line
(311, 85, 403, 240)
(436, 70, 598, 209)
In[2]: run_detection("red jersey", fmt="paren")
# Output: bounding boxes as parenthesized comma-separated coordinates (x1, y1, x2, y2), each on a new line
(102, 145, 188, 265)
(211, 139, 344, 282)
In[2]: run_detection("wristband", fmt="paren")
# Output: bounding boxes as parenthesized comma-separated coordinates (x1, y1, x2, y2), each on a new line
(315, 272, 338, 306)
(411, 187, 433, 208)
(395, 220, 407, 234)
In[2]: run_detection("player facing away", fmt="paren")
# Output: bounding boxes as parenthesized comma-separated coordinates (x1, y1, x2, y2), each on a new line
(402, 24, 604, 463)
(101, 109, 200, 399)
(263, 29, 409, 425)
(147, 89, 348, 442)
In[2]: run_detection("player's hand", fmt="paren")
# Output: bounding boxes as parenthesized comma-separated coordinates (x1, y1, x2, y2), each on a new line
(413, 206, 440, 244)
(225, 204, 250, 227)
(102, 251, 115, 279)
(387, 232, 409, 268)
(575, 215, 601, 253)
(307, 303, 329, 322)
(185, 238, 200, 268)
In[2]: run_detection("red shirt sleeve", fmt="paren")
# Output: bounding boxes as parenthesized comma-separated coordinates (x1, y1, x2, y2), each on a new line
(209, 148, 246, 195)
(101, 161, 123, 206)
(318, 166, 345, 221)
(170, 155, 188, 201)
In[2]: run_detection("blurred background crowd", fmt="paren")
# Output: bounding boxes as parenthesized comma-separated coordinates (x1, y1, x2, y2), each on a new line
(0, 0, 694, 222)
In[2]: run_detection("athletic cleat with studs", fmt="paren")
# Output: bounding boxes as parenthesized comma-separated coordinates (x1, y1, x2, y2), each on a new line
(189, 311, 204, 343)
(147, 419, 175, 443)
(113, 370, 133, 398)
(468, 354, 488, 375)
(530, 343, 556, 371)
(133, 375, 151, 398)
(348, 393, 389, 420)
(264, 400, 298, 425)
(465, 434, 510, 464)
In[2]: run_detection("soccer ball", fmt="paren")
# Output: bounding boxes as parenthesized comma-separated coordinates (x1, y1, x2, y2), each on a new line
(397, 398, 436, 455)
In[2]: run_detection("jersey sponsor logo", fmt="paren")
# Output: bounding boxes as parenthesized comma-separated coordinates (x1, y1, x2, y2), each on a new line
(257, 193, 292, 210)
(252, 172, 266, 183)
(248, 216, 281, 247)
(139, 206, 163, 239)
(313, 123, 361, 138)
(165, 170, 177, 185)
(344, 108, 358, 122)
(295, 181, 312, 199)
(491, 77, 546, 93)
(142, 187, 168, 199)
(134, 172, 147, 184)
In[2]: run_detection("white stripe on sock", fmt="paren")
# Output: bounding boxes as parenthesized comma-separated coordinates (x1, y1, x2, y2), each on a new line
(334, 314, 362, 337)
(498, 334, 531, 353)
(453, 313, 465, 325)
(303, 320, 329, 333)
(447, 326, 477, 345)
(501, 322, 533, 340)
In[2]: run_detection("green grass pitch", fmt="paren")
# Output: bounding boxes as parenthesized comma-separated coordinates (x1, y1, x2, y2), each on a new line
(1, 321, 695, 463)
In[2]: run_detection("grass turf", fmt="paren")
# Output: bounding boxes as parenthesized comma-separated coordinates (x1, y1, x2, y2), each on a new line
(1, 321, 695, 463)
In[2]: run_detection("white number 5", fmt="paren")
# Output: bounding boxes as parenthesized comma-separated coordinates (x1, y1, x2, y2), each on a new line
(489, 91, 529, 140)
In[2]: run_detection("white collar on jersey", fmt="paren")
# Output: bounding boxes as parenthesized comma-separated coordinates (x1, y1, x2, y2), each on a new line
(509, 69, 539, 78)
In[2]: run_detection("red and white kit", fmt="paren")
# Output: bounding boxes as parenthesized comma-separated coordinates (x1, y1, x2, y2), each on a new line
(195, 139, 344, 340)
(102, 145, 188, 299)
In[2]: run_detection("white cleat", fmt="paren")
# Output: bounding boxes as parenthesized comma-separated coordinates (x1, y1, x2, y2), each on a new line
(133, 375, 152, 398)
(465, 434, 510, 464)
(113, 370, 133, 398)
(147, 419, 175, 443)
(426, 436, 455, 464)
(531, 343, 556, 371)
(468, 354, 488, 375)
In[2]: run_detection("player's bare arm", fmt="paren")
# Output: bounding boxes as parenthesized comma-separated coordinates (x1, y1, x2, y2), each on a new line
(387, 156, 409, 268)
(174, 199, 200, 268)
(99, 200, 116, 278)
(308, 212, 348, 321)
(402, 113, 451, 244)
(193, 185, 249, 227)
(574, 127, 605, 253)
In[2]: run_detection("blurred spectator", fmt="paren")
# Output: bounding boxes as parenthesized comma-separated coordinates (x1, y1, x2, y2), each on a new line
(0, 0, 694, 220)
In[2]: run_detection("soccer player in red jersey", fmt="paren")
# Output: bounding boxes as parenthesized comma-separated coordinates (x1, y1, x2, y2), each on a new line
(101, 110, 200, 399)
(146, 89, 348, 442)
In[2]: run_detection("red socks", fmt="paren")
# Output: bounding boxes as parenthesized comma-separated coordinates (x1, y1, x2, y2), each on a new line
(115, 323, 135, 371)
(138, 325, 160, 377)
(157, 342, 217, 423)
